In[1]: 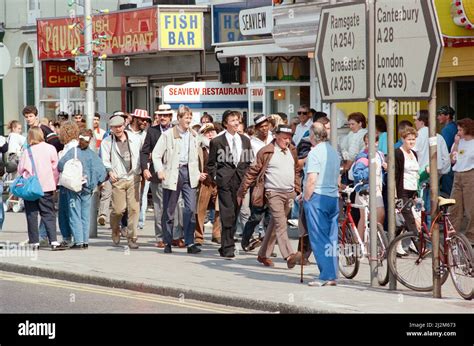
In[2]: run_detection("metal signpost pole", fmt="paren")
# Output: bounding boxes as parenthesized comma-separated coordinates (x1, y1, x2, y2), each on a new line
(387, 98, 397, 290)
(429, 87, 441, 298)
(367, 0, 378, 287)
(84, 0, 98, 238)
(329, 0, 337, 149)
(85, 0, 94, 131)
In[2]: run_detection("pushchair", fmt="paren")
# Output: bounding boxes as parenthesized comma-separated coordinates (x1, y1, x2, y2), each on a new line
(2, 153, 24, 213)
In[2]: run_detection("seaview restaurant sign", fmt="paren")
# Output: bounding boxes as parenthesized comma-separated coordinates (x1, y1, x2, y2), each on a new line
(163, 82, 249, 103)
(37, 7, 158, 60)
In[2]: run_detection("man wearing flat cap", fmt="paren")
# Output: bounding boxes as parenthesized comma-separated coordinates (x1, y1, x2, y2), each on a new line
(100, 115, 142, 249)
(238, 125, 302, 268)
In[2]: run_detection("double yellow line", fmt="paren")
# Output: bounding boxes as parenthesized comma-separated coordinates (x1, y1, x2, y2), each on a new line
(0, 272, 252, 314)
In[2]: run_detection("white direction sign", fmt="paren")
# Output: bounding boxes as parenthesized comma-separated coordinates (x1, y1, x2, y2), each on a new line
(375, 0, 443, 99)
(0, 43, 11, 79)
(315, 1, 368, 102)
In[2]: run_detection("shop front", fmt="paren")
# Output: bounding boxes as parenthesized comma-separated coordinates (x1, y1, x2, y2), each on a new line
(212, 0, 320, 124)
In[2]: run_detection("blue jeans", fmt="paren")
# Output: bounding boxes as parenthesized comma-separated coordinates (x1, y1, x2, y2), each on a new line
(66, 189, 93, 245)
(58, 186, 73, 241)
(304, 193, 339, 281)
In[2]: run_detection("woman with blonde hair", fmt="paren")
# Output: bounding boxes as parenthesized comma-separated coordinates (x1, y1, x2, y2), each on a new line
(18, 127, 61, 250)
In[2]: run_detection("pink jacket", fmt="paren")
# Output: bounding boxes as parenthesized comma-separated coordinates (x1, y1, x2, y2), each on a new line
(18, 142, 59, 193)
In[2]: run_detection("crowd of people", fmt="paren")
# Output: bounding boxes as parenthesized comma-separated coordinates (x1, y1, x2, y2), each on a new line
(0, 103, 472, 287)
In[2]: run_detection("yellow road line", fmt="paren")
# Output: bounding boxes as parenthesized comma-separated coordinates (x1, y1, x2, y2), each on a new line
(0, 272, 251, 314)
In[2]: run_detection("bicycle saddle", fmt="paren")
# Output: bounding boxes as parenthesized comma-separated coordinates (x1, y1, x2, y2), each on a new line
(438, 196, 456, 207)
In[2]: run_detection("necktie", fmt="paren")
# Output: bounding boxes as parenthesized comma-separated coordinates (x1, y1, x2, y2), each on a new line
(232, 137, 239, 166)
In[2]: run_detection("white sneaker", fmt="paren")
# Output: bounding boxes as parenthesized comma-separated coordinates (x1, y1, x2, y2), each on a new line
(409, 241, 419, 254)
(288, 219, 299, 227)
(396, 242, 408, 256)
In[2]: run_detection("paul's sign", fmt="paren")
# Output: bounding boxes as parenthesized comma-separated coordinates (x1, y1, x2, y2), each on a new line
(37, 8, 159, 60)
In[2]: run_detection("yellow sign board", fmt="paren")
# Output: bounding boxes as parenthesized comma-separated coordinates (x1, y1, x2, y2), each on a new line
(159, 12, 204, 50)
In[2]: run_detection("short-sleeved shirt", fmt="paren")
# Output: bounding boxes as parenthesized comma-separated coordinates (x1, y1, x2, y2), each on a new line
(441, 121, 457, 151)
(305, 142, 341, 198)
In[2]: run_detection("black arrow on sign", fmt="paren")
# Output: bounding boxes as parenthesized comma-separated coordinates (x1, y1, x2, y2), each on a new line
(317, 11, 330, 97)
(421, 0, 442, 93)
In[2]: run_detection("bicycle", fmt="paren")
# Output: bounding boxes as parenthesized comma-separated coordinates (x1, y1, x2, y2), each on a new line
(387, 193, 473, 300)
(338, 181, 389, 286)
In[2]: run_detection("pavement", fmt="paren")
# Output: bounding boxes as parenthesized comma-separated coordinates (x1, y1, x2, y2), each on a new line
(0, 210, 472, 313)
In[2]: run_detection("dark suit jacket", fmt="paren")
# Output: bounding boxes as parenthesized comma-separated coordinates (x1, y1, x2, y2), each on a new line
(207, 132, 252, 188)
(140, 125, 162, 183)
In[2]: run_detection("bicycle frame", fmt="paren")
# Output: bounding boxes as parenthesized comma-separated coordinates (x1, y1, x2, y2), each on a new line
(340, 188, 375, 258)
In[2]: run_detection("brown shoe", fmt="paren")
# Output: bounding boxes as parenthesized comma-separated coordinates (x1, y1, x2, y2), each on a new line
(112, 230, 120, 245)
(211, 237, 221, 244)
(257, 256, 274, 267)
(287, 252, 302, 269)
(155, 240, 166, 248)
(172, 239, 186, 248)
(128, 239, 139, 250)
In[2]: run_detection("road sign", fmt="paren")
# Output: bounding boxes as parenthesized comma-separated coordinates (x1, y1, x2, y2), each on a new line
(0, 43, 11, 79)
(315, 1, 368, 102)
(375, 0, 443, 99)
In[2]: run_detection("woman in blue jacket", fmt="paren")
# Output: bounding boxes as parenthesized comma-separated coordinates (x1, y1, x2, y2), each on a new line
(58, 129, 107, 249)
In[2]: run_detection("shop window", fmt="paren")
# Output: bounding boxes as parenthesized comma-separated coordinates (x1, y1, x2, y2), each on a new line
(456, 81, 474, 120)
(266, 56, 309, 82)
(249, 57, 262, 83)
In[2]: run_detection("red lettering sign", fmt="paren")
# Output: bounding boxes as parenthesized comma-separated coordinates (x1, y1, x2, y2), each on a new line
(42, 61, 85, 88)
(37, 8, 158, 60)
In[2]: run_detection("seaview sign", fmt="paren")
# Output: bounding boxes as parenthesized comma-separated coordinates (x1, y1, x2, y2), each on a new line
(239, 6, 273, 36)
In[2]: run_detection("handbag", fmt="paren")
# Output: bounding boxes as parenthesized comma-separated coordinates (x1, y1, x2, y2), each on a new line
(11, 146, 44, 201)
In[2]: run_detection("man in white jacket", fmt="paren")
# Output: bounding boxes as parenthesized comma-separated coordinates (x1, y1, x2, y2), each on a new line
(101, 115, 142, 249)
(152, 105, 205, 254)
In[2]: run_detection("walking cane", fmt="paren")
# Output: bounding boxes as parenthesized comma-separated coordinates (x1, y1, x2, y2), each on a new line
(300, 235, 304, 283)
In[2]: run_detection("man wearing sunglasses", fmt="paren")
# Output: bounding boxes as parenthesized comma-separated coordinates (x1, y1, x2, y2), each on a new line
(293, 105, 313, 146)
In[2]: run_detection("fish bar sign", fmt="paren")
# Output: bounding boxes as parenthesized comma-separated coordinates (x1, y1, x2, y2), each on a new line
(159, 11, 204, 50)
(42, 61, 84, 88)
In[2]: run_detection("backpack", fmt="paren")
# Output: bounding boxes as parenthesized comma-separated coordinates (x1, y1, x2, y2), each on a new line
(59, 147, 83, 192)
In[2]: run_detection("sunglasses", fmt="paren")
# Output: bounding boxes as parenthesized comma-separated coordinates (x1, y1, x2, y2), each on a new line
(297, 111, 308, 115)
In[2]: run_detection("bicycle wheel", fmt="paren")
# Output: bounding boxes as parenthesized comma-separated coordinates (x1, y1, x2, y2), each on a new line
(388, 232, 449, 292)
(338, 222, 360, 279)
(376, 223, 389, 286)
(447, 233, 473, 300)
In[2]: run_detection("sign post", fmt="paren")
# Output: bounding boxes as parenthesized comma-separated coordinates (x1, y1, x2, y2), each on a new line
(375, 0, 443, 297)
(315, 0, 443, 290)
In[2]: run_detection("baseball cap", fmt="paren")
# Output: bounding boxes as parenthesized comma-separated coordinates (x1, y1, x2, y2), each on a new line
(436, 105, 455, 116)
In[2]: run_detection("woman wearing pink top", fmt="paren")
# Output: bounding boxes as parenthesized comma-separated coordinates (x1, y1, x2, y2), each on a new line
(18, 127, 62, 250)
